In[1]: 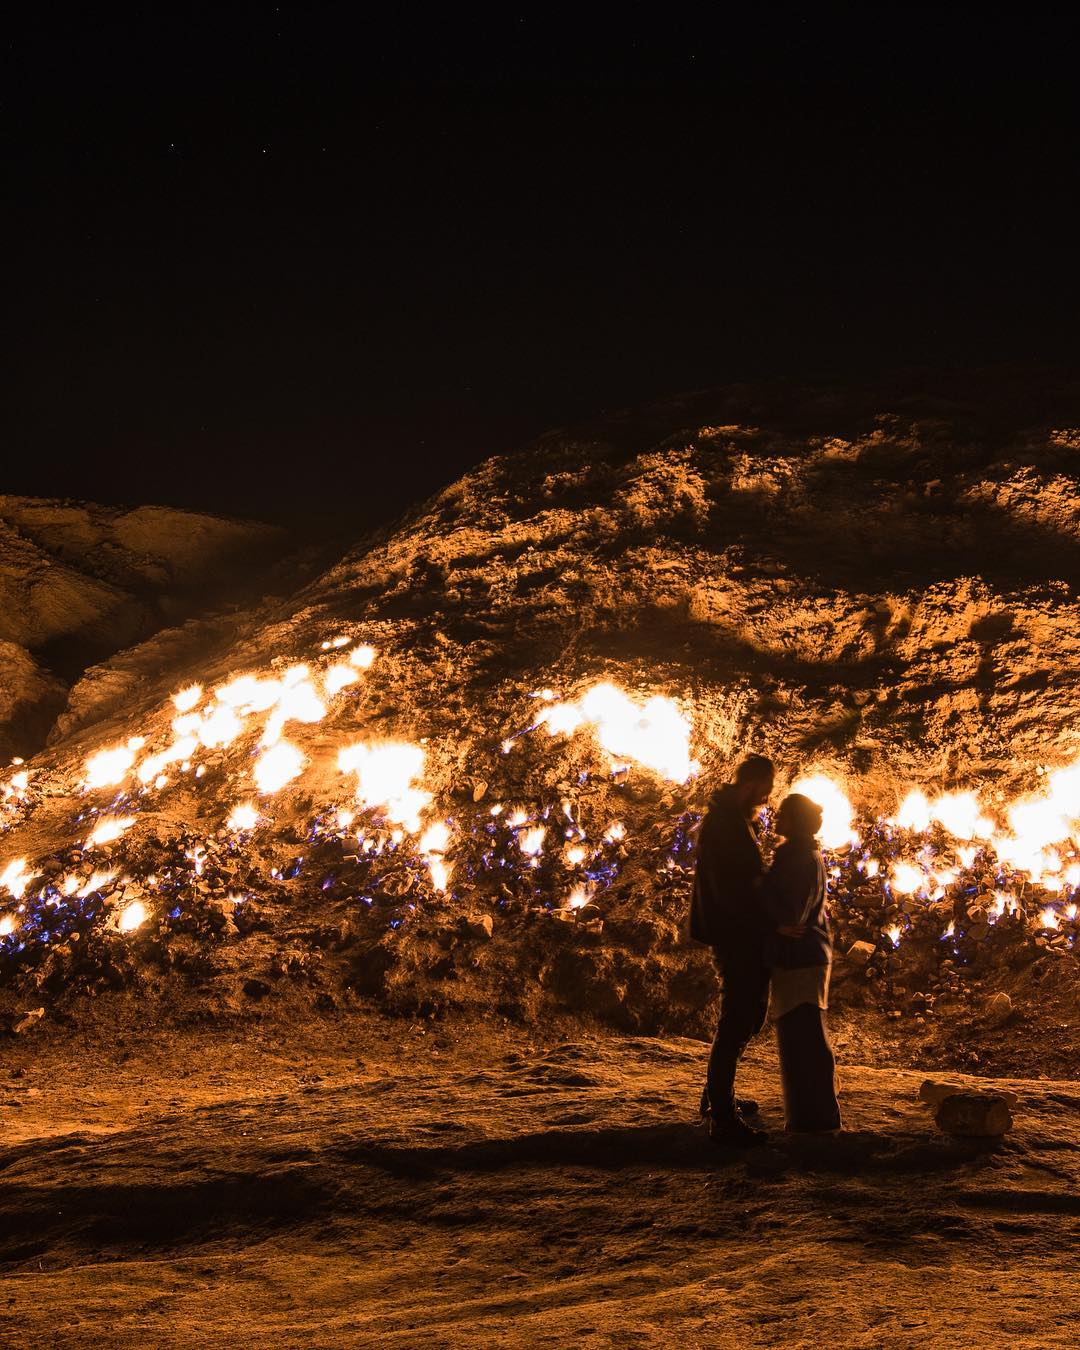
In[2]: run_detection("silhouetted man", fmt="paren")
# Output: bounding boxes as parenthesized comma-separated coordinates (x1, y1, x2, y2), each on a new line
(689, 753, 775, 1146)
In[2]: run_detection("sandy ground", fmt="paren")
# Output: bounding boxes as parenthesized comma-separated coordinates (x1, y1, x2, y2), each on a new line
(1, 1015, 1077, 1348)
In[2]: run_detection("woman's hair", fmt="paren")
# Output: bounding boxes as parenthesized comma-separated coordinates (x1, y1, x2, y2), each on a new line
(777, 792, 824, 839)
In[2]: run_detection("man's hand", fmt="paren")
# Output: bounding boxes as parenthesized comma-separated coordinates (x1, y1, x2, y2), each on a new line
(776, 923, 807, 938)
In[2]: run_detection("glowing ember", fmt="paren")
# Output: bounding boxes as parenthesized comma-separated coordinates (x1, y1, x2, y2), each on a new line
(196, 704, 244, 749)
(886, 923, 903, 946)
(172, 684, 203, 713)
(348, 644, 377, 669)
(566, 845, 587, 866)
(226, 802, 259, 832)
(519, 826, 546, 857)
(216, 674, 283, 712)
(931, 792, 993, 841)
(117, 900, 147, 933)
(894, 789, 992, 840)
(324, 663, 358, 696)
(1040, 906, 1061, 930)
(419, 821, 451, 855)
(253, 742, 306, 794)
(86, 816, 137, 848)
(78, 871, 115, 898)
(428, 858, 451, 893)
(0, 914, 15, 937)
(604, 822, 626, 843)
(260, 679, 327, 748)
(789, 775, 857, 851)
(0, 858, 35, 900)
(566, 884, 592, 911)
(84, 745, 136, 789)
(890, 861, 925, 895)
(536, 682, 697, 783)
(894, 790, 931, 832)
(337, 741, 430, 832)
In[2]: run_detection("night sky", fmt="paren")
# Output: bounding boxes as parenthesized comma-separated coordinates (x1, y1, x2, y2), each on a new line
(8, 10, 1080, 532)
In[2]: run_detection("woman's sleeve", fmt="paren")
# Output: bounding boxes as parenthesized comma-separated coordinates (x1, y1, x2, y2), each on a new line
(761, 848, 817, 926)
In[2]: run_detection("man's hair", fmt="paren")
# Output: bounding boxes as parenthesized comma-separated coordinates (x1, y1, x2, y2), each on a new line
(734, 753, 775, 784)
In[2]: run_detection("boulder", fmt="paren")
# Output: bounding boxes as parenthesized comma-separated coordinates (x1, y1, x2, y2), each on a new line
(934, 1091, 1013, 1137)
(984, 991, 1014, 1026)
(10, 1009, 44, 1036)
(847, 940, 876, 964)
(919, 1079, 966, 1106)
(461, 914, 494, 940)
(920, 1079, 1019, 1109)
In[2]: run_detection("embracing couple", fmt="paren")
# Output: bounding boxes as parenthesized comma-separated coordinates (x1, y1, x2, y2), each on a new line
(689, 754, 842, 1147)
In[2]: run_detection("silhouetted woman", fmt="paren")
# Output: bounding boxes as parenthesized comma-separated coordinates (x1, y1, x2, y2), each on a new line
(762, 792, 842, 1132)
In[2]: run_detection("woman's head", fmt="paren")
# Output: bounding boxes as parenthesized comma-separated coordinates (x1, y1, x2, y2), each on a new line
(775, 792, 823, 841)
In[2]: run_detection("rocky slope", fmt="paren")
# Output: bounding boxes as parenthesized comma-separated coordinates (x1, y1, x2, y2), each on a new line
(2, 374, 1080, 1071)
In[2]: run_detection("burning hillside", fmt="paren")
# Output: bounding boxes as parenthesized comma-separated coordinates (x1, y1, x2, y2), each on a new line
(3, 378, 1080, 1072)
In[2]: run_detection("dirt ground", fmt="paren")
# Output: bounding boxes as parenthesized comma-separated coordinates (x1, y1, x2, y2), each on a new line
(1, 1010, 1077, 1348)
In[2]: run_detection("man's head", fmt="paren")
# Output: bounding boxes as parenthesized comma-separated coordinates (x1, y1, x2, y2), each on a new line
(731, 753, 775, 810)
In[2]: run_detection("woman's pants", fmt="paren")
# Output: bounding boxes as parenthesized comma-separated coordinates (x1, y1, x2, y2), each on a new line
(776, 1001, 842, 1132)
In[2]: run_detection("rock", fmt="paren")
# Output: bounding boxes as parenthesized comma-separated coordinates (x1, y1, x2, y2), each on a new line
(461, 914, 494, 940)
(0, 641, 67, 760)
(967, 920, 990, 942)
(934, 1092, 1013, 1137)
(985, 991, 1013, 1026)
(919, 1079, 966, 1106)
(472, 780, 488, 802)
(13, 1007, 45, 1035)
(50, 615, 244, 743)
(847, 940, 876, 964)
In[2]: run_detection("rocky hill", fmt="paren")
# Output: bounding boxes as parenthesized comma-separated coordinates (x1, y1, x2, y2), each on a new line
(2, 374, 1080, 1074)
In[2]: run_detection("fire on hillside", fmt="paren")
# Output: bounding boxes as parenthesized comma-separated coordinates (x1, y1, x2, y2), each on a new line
(1, 631, 1078, 1011)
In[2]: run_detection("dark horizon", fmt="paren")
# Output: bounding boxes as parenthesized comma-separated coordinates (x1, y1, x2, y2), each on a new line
(9, 10, 1080, 530)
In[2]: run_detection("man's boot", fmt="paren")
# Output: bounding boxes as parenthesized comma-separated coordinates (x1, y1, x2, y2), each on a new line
(708, 1106, 768, 1148)
(700, 1086, 760, 1118)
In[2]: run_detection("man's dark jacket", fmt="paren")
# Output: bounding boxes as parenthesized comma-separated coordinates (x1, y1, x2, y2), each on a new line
(689, 785, 766, 950)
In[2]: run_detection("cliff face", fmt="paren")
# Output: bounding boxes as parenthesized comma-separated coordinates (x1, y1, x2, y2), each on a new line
(0, 496, 284, 759)
(2, 377, 1080, 1072)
